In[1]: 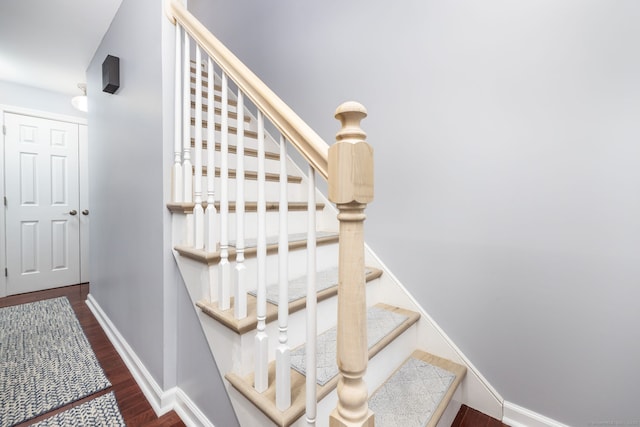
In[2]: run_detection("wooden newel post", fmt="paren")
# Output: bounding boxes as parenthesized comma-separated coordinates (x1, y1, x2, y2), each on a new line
(329, 102, 374, 427)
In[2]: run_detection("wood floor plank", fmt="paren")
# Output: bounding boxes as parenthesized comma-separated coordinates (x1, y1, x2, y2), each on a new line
(1, 284, 185, 427)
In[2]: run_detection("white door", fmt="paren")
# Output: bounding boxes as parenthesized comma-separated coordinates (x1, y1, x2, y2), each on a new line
(4, 112, 80, 295)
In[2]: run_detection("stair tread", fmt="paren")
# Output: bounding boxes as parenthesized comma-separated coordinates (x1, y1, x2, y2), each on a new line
(289, 305, 412, 386)
(198, 266, 383, 334)
(369, 350, 467, 427)
(190, 102, 250, 122)
(247, 266, 372, 306)
(194, 166, 302, 183)
(175, 231, 338, 267)
(190, 140, 280, 160)
(167, 201, 324, 215)
(190, 118, 258, 139)
(225, 303, 420, 427)
(190, 88, 238, 106)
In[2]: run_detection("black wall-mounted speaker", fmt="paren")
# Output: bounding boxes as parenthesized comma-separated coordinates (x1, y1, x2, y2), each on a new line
(102, 55, 120, 94)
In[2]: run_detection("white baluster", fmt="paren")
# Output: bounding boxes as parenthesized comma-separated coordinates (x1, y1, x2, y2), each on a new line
(182, 35, 192, 205)
(172, 24, 183, 203)
(305, 166, 317, 426)
(182, 35, 193, 246)
(254, 110, 268, 392)
(193, 45, 204, 249)
(234, 92, 247, 320)
(218, 73, 231, 310)
(276, 135, 291, 410)
(205, 56, 216, 253)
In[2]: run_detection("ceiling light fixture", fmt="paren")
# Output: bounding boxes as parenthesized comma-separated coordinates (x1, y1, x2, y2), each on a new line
(71, 83, 88, 112)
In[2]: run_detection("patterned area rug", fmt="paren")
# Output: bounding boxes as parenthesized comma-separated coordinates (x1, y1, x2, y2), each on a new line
(0, 297, 111, 426)
(31, 392, 125, 427)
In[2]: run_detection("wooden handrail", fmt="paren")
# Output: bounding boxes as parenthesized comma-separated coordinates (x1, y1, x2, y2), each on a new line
(166, 0, 329, 180)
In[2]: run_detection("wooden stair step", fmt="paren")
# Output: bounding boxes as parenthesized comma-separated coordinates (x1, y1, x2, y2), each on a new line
(190, 118, 258, 139)
(190, 139, 279, 160)
(190, 66, 209, 78)
(369, 350, 467, 427)
(191, 166, 301, 183)
(225, 303, 420, 427)
(197, 267, 383, 334)
(167, 200, 324, 215)
(190, 88, 238, 106)
(174, 231, 338, 265)
(189, 101, 250, 122)
(190, 76, 221, 91)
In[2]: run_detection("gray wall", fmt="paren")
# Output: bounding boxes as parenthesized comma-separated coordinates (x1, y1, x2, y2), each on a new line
(88, 0, 238, 424)
(87, 0, 166, 385)
(190, 1, 640, 425)
(0, 80, 85, 118)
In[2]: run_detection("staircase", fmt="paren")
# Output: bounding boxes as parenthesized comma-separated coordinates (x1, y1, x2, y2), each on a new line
(165, 2, 473, 426)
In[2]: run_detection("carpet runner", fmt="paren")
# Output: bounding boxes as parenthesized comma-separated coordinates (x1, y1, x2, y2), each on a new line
(290, 306, 409, 385)
(0, 297, 111, 426)
(30, 392, 125, 426)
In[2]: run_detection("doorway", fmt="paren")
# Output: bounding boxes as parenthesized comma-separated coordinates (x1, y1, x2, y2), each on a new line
(2, 109, 89, 296)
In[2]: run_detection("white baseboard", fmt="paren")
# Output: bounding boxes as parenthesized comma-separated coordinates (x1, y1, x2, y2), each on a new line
(173, 388, 216, 427)
(503, 401, 570, 427)
(86, 294, 215, 427)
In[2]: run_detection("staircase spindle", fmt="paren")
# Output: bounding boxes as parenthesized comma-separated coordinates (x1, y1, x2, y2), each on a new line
(182, 34, 193, 246)
(182, 35, 192, 205)
(254, 110, 268, 393)
(218, 72, 231, 310)
(193, 45, 204, 249)
(329, 102, 374, 427)
(276, 135, 291, 410)
(306, 165, 317, 426)
(172, 24, 183, 203)
(205, 57, 217, 303)
(205, 56, 216, 253)
(234, 91, 247, 320)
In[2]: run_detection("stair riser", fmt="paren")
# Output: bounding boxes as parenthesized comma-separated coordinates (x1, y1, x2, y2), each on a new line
(190, 148, 283, 174)
(188, 177, 308, 203)
(171, 210, 332, 248)
(210, 243, 339, 296)
(188, 127, 281, 153)
(226, 386, 279, 427)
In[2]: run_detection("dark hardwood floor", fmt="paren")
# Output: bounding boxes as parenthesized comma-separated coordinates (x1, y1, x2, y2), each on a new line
(452, 404, 510, 427)
(0, 284, 184, 427)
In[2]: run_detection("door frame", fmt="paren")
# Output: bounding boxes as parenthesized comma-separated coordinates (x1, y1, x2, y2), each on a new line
(1, 105, 87, 298)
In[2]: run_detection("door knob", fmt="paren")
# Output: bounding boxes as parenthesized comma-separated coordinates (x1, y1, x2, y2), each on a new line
(69, 210, 77, 216)
(82, 210, 89, 216)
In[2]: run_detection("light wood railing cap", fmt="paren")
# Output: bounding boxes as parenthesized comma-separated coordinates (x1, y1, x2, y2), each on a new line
(334, 101, 367, 144)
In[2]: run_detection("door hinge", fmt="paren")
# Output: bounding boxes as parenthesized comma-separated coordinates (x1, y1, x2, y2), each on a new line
(4, 268, 7, 277)
(3, 196, 6, 207)
(2, 125, 5, 135)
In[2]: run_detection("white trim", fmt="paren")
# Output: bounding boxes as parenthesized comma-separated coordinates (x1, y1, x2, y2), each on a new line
(503, 401, 571, 427)
(86, 294, 216, 427)
(0, 104, 87, 125)
(174, 388, 216, 427)
(86, 294, 175, 416)
(0, 107, 6, 298)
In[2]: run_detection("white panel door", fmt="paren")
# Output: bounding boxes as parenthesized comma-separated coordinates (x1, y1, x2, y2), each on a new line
(4, 113, 80, 295)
